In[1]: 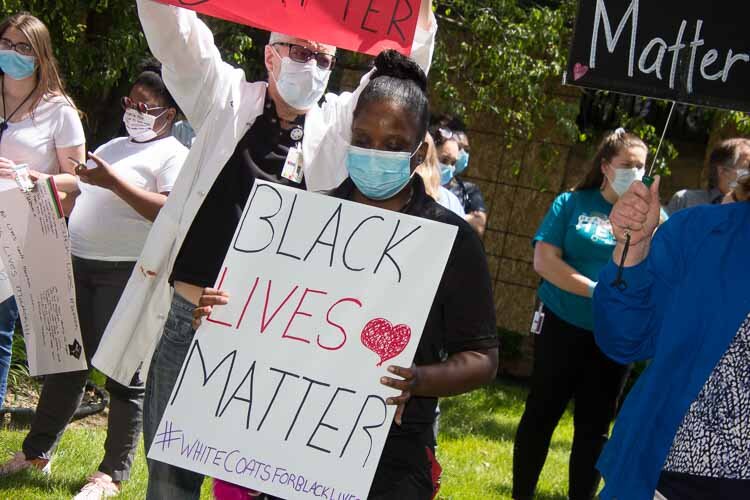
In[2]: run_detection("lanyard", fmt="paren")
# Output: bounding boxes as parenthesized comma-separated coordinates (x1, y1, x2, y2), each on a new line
(0, 77, 38, 143)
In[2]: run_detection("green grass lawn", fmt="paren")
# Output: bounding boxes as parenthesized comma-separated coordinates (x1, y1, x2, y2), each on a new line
(0, 380, 573, 499)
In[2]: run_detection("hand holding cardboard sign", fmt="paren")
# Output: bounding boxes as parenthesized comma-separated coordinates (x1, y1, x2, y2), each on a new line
(380, 363, 420, 426)
(192, 287, 231, 329)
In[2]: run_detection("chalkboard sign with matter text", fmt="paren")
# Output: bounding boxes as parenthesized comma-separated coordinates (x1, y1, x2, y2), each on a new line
(565, 0, 750, 112)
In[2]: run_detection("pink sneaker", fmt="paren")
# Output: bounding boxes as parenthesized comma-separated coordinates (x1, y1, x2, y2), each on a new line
(73, 471, 121, 499)
(0, 451, 51, 476)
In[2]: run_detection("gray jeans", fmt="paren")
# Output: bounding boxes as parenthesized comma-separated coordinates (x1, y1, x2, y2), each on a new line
(23, 257, 144, 482)
(143, 292, 204, 499)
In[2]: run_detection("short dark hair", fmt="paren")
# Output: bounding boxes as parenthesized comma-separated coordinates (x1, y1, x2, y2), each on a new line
(354, 50, 429, 148)
(133, 58, 180, 113)
(431, 113, 466, 132)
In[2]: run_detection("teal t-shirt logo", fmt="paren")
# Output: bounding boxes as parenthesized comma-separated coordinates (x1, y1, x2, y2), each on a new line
(575, 212, 616, 246)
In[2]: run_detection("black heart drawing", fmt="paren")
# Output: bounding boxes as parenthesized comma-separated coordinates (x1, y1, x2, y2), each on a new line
(68, 339, 82, 360)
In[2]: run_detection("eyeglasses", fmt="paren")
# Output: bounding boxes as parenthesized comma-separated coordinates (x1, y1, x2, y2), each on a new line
(121, 96, 166, 114)
(437, 127, 470, 149)
(438, 127, 467, 143)
(273, 42, 336, 70)
(0, 38, 33, 57)
(437, 128, 455, 140)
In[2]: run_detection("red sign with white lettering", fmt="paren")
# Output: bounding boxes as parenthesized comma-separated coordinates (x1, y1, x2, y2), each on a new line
(156, 0, 418, 56)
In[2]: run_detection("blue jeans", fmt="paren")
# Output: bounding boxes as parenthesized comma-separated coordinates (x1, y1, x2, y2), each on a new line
(143, 292, 204, 499)
(0, 296, 19, 406)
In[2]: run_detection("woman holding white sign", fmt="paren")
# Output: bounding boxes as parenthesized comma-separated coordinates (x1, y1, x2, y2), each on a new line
(91, 0, 437, 498)
(0, 63, 186, 498)
(198, 50, 499, 500)
(0, 12, 85, 410)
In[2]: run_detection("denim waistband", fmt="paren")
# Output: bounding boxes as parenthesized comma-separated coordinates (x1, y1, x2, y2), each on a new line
(171, 290, 196, 318)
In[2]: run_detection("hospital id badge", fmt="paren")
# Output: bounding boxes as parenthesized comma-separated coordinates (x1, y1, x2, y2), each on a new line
(530, 302, 545, 335)
(13, 164, 34, 192)
(281, 145, 304, 184)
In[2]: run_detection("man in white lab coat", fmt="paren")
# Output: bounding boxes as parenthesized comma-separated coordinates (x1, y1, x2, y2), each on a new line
(91, 0, 436, 497)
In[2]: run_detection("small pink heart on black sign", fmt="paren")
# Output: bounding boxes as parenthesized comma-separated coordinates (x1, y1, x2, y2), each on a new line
(573, 63, 589, 81)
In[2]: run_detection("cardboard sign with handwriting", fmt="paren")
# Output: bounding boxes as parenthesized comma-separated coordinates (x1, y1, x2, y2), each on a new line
(149, 181, 456, 499)
(157, 0, 419, 56)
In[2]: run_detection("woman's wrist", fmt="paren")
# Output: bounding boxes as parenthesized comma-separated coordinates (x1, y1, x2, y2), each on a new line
(613, 238, 651, 268)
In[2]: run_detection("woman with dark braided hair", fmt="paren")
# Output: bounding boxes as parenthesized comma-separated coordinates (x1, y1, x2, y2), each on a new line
(199, 49, 499, 500)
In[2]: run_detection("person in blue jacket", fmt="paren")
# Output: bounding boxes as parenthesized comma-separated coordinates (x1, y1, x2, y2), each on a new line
(512, 129, 650, 500)
(593, 169, 750, 498)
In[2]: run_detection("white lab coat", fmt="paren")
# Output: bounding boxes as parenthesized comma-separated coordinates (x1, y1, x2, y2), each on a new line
(93, 0, 436, 385)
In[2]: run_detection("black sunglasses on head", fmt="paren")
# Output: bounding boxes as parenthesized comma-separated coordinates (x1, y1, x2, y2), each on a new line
(273, 42, 336, 70)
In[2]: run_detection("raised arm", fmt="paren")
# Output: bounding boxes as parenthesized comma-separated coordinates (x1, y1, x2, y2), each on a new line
(411, 0, 437, 74)
(136, 0, 237, 130)
(593, 177, 685, 363)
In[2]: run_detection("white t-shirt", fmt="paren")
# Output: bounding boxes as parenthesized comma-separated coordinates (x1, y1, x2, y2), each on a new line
(69, 136, 187, 261)
(0, 95, 85, 174)
(438, 186, 466, 217)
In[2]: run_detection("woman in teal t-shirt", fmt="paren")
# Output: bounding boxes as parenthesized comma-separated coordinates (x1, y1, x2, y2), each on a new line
(512, 129, 649, 500)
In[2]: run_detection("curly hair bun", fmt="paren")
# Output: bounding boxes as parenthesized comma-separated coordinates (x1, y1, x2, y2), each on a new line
(138, 57, 163, 77)
(372, 49, 427, 92)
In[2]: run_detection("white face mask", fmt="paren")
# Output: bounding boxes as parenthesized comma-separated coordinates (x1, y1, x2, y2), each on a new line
(730, 168, 749, 190)
(123, 107, 167, 142)
(607, 166, 645, 196)
(270, 46, 331, 111)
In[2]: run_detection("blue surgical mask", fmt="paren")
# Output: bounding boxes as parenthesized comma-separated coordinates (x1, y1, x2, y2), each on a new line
(455, 149, 470, 174)
(346, 144, 419, 201)
(439, 162, 455, 185)
(270, 46, 330, 111)
(0, 50, 36, 80)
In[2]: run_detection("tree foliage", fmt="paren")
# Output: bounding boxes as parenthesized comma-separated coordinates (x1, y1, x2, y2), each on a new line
(3, 0, 735, 172)
(0, 1, 264, 145)
(430, 0, 580, 144)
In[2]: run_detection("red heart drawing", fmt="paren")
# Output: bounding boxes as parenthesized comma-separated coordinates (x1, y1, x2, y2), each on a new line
(360, 318, 411, 367)
(573, 63, 589, 81)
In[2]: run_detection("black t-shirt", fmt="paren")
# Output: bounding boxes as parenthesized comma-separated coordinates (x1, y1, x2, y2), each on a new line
(171, 94, 306, 288)
(331, 176, 497, 496)
(449, 177, 487, 213)
(330, 175, 498, 432)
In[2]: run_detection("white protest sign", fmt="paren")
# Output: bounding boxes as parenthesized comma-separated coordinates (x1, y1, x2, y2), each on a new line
(0, 179, 86, 376)
(0, 180, 15, 304)
(149, 181, 457, 499)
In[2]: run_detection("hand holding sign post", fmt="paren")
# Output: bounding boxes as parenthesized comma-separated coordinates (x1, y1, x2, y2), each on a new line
(149, 181, 456, 499)
(156, 0, 421, 56)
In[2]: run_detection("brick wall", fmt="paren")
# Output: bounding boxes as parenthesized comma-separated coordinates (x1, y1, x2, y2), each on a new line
(336, 66, 717, 377)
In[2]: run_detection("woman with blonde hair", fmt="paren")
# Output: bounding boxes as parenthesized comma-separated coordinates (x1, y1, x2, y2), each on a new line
(416, 132, 465, 216)
(0, 12, 85, 410)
